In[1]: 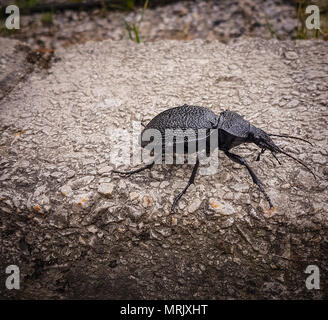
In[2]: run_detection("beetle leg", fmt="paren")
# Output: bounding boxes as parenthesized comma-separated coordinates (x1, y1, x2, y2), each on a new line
(112, 161, 155, 177)
(224, 151, 273, 208)
(112, 152, 163, 177)
(171, 157, 200, 213)
(255, 148, 265, 161)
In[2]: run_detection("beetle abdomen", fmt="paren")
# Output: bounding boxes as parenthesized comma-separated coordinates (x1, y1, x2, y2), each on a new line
(144, 104, 219, 132)
(140, 104, 219, 150)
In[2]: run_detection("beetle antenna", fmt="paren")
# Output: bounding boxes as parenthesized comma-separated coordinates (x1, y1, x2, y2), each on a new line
(268, 134, 313, 146)
(277, 148, 317, 179)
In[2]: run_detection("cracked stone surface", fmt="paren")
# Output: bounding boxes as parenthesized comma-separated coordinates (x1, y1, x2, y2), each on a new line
(0, 38, 327, 299)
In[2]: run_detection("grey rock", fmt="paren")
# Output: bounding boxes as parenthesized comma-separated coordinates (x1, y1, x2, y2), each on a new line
(286, 99, 300, 108)
(188, 198, 202, 213)
(284, 51, 298, 60)
(97, 183, 114, 197)
(0, 38, 327, 300)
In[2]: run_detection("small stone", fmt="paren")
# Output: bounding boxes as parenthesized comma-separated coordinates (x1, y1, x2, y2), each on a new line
(142, 195, 153, 208)
(286, 99, 299, 108)
(70, 176, 94, 190)
(231, 183, 249, 193)
(209, 199, 236, 215)
(73, 193, 93, 209)
(87, 225, 98, 234)
(188, 198, 202, 213)
(130, 192, 139, 201)
(98, 183, 114, 197)
(284, 51, 298, 60)
(50, 171, 62, 178)
(199, 264, 206, 271)
(98, 166, 111, 174)
(160, 181, 170, 188)
(79, 236, 86, 245)
(178, 201, 186, 210)
(278, 100, 286, 107)
(67, 170, 75, 178)
(150, 181, 160, 188)
(20, 160, 30, 168)
(83, 158, 96, 166)
(60, 184, 73, 197)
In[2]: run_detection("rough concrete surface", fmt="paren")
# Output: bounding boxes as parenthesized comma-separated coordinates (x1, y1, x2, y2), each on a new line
(0, 38, 327, 299)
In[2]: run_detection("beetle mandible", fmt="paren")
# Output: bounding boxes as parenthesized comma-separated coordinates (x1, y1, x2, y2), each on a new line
(112, 104, 316, 212)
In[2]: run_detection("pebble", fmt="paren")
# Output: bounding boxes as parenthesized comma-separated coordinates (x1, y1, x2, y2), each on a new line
(142, 195, 153, 208)
(98, 183, 114, 197)
(231, 183, 249, 193)
(188, 198, 202, 213)
(281, 183, 290, 190)
(223, 192, 234, 200)
(129, 192, 139, 201)
(73, 193, 93, 209)
(286, 99, 299, 108)
(50, 171, 62, 178)
(209, 199, 236, 215)
(98, 165, 111, 174)
(67, 170, 75, 178)
(160, 181, 170, 189)
(87, 225, 98, 234)
(284, 51, 298, 60)
(70, 176, 94, 190)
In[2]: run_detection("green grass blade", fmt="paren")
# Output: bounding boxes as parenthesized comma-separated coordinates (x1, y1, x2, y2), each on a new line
(124, 20, 133, 41)
(132, 24, 140, 43)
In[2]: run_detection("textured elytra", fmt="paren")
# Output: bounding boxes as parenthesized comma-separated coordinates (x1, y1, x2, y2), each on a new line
(144, 104, 219, 132)
(141, 104, 219, 148)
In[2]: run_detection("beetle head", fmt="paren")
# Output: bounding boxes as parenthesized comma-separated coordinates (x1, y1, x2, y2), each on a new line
(248, 125, 317, 179)
(248, 126, 279, 153)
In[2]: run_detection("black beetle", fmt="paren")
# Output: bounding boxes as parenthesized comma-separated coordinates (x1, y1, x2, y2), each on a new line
(113, 104, 316, 212)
